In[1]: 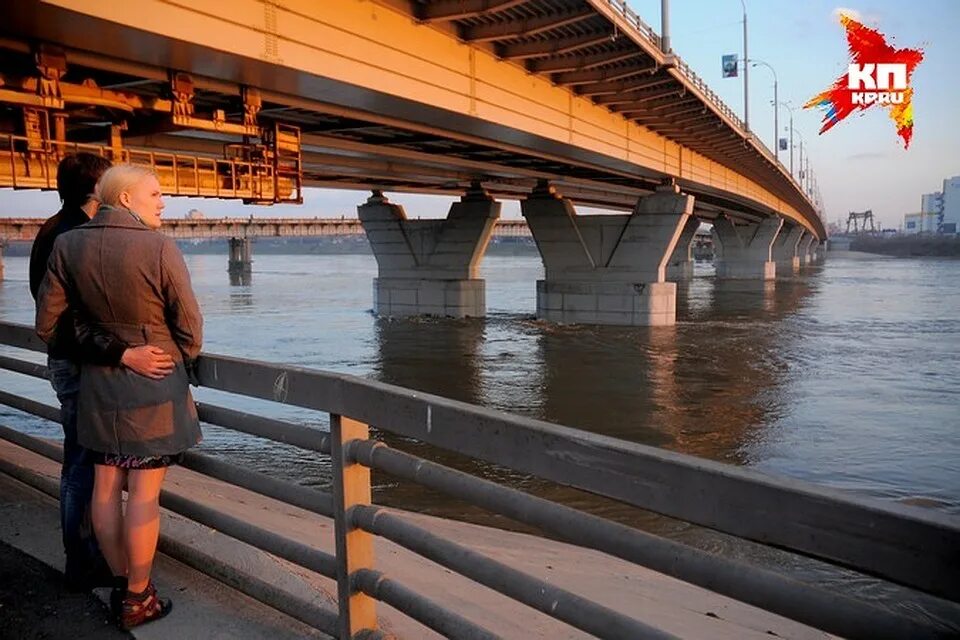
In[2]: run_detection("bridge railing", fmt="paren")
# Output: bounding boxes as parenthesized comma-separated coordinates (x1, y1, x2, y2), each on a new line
(0, 320, 956, 639)
(594, 0, 826, 217)
(0, 133, 296, 202)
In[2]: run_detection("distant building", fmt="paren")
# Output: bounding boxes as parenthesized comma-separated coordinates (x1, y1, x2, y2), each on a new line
(920, 176, 960, 234)
(903, 212, 940, 235)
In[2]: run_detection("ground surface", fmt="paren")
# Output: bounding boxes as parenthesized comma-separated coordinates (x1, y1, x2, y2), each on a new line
(0, 539, 129, 640)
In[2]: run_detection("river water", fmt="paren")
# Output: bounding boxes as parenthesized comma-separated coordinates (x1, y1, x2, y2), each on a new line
(1, 250, 958, 625)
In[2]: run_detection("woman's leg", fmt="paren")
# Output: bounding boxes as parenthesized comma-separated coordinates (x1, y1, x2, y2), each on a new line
(91, 464, 127, 576)
(124, 467, 166, 593)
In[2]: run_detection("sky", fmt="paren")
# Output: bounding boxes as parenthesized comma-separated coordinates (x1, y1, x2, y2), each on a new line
(2, 0, 957, 230)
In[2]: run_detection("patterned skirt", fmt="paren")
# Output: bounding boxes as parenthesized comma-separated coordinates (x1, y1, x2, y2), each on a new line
(95, 452, 184, 469)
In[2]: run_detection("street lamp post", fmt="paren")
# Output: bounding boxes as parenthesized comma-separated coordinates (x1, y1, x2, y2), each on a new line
(748, 59, 778, 161)
(776, 101, 795, 175)
(741, 0, 748, 131)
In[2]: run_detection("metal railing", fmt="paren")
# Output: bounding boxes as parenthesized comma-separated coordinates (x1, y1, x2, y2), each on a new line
(0, 133, 295, 202)
(0, 320, 957, 639)
(593, 0, 826, 219)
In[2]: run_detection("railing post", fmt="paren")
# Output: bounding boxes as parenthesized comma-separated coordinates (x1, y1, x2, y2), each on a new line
(331, 414, 378, 639)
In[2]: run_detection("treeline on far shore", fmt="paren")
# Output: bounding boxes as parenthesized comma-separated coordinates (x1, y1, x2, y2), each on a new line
(851, 235, 960, 257)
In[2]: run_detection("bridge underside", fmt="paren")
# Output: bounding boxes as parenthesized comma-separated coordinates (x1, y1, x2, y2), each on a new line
(0, 0, 822, 236)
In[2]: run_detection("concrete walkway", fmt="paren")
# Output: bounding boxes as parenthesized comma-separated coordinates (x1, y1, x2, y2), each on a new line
(0, 435, 833, 639)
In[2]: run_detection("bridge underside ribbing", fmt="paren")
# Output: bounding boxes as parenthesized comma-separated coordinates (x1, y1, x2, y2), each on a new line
(0, 0, 822, 238)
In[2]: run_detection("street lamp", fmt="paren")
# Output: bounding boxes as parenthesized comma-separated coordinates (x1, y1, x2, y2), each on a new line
(748, 58, 778, 161)
(740, 0, 748, 131)
(789, 125, 807, 187)
(776, 101, 795, 175)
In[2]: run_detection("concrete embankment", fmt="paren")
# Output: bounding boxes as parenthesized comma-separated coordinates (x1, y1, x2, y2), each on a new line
(0, 436, 833, 639)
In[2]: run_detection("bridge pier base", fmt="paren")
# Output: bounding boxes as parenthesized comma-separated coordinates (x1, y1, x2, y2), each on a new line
(665, 216, 700, 280)
(712, 216, 782, 280)
(228, 237, 253, 279)
(522, 181, 694, 327)
(772, 225, 804, 276)
(797, 233, 816, 265)
(358, 186, 500, 318)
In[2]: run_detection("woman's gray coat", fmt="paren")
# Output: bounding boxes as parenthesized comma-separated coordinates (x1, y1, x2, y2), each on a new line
(36, 205, 203, 457)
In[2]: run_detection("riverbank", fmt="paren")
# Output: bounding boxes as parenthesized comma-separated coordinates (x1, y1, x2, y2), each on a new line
(850, 235, 960, 257)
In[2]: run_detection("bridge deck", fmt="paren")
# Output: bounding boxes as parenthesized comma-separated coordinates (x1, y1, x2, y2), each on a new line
(1, 0, 823, 237)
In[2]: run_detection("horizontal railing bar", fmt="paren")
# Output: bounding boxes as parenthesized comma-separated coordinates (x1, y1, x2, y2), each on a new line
(180, 450, 334, 517)
(0, 349, 333, 456)
(0, 354, 47, 379)
(184, 349, 960, 602)
(353, 568, 502, 640)
(350, 504, 678, 640)
(196, 403, 331, 454)
(0, 431, 344, 638)
(157, 534, 341, 637)
(0, 413, 339, 579)
(2, 321, 957, 601)
(159, 491, 338, 579)
(0, 423, 63, 463)
(0, 323, 45, 352)
(0, 389, 61, 423)
(350, 440, 943, 640)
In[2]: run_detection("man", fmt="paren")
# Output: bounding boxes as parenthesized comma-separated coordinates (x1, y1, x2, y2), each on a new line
(29, 153, 175, 591)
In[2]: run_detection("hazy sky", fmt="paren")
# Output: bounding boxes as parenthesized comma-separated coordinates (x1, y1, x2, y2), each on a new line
(2, 0, 956, 229)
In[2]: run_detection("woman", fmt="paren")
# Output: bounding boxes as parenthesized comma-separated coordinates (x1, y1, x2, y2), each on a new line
(37, 164, 203, 630)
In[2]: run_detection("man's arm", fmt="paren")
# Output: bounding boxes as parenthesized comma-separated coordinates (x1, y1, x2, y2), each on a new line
(75, 317, 175, 379)
(35, 241, 70, 344)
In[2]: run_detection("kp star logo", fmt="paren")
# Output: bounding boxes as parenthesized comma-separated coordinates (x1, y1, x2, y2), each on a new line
(804, 13, 924, 148)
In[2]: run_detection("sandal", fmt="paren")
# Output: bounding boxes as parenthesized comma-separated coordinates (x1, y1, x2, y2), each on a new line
(119, 581, 173, 630)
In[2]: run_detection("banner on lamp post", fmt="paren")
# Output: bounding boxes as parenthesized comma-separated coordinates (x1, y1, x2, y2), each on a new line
(779, 138, 788, 151)
(722, 54, 738, 78)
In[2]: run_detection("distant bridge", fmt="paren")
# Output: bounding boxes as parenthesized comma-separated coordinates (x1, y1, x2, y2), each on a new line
(0, 217, 531, 243)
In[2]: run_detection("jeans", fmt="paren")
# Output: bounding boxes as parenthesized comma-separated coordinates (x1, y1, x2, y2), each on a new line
(47, 357, 102, 577)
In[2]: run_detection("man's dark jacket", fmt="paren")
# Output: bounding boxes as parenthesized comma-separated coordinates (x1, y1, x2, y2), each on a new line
(29, 205, 126, 364)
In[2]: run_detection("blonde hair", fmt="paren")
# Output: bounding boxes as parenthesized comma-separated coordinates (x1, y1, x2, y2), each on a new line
(95, 164, 158, 207)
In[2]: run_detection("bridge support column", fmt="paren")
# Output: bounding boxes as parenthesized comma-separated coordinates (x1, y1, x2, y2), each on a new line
(772, 225, 804, 276)
(666, 216, 700, 280)
(521, 180, 694, 326)
(712, 216, 782, 280)
(797, 233, 816, 265)
(813, 240, 826, 263)
(358, 185, 500, 318)
(228, 237, 253, 276)
(0, 243, 4, 282)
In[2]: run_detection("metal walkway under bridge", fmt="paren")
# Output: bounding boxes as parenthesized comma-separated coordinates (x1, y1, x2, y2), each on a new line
(0, 321, 957, 639)
(1, 0, 822, 237)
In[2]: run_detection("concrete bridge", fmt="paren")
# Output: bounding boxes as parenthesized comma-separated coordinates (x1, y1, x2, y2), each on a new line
(0, 0, 824, 325)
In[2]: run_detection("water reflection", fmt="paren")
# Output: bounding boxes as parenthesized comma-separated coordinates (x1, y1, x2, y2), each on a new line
(229, 271, 252, 287)
(373, 316, 485, 404)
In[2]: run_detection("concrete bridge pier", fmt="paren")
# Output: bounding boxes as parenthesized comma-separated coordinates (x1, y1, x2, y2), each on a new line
(797, 233, 816, 265)
(813, 240, 826, 263)
(357, 184, 500, 318)
(228, 237, 253, 283)
(712, 216, 783, 280)
(665, 216, 701, 280)
(521, 180, 694, 326)
(771, 225, 804, 276)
